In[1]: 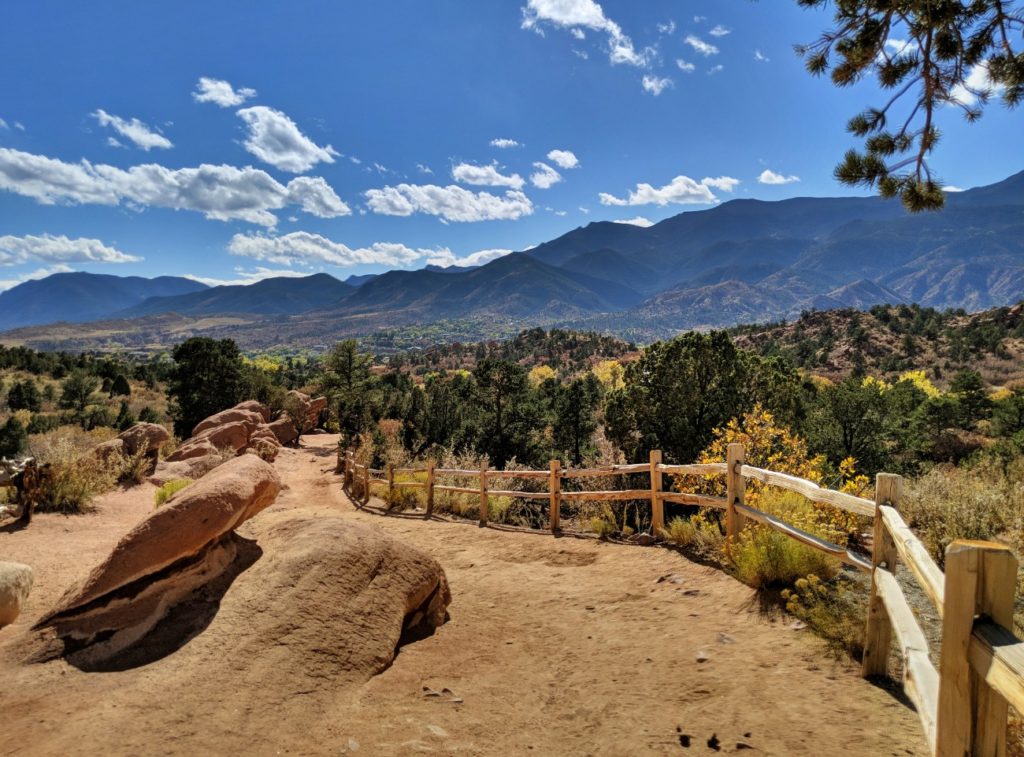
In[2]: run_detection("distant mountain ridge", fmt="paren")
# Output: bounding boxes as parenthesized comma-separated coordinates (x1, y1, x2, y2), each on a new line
(1, 169, 1022, 343)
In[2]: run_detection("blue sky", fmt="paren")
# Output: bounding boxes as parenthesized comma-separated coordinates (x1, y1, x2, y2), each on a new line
(0, 0, 1020, 289)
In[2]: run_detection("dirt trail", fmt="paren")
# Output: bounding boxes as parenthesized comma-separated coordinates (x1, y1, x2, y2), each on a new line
(1, 435, 927, 755)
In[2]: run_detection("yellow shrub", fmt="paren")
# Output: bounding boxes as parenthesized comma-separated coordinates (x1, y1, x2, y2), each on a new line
(528, 364, 556, 387)
(155, 478, 192, 507)
(782, 574, 866, 659)
(896, 370, 941, 398)
(592, 360, 624, 391)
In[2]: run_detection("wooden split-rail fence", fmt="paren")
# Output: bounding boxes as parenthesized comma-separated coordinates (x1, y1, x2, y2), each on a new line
(341, 443, 1024, 755)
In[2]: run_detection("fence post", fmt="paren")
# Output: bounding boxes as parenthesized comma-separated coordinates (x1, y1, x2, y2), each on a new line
(387, 463, 395, 505)
(549, 459, 561, 533)
(425, 461, 435, 519)
(363, 463, 370, 505)
(479, 463, 488, 527)
(862, 472, 902, 678)
(725, 443, 745, 541)
(649, 449, 663, 535)
(937, 540, 1018, 757)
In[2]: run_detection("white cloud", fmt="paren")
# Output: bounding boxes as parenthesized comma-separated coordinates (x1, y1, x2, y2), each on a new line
(490, 138, 521, 148)
(578, 205, 590, 214)
(693, 15, 706, 23)
(0, 147, 350, 227)
(192, 77, 257, 108)
(0, 264, 73, 292)
(229, 231, 437, 268)
(14, 122, 24, 131)
(236, 106, 339, 174)
(0, 118, 7, 130)
(365, 183, 533, 222)
(521, 0, 649, 67)
(452, 161, 525, 189)
(349, 156, 362, 165)
(599, 174, 734, 206)
(92, 109, 172, 151)
(612, 216, 654, 227)
(707, 64, 724, 75)
(546, 149, 579, 169)
(754, 49, 770, 62)
(642, 75, 672, 95)
(0, 233, 141, 267)
(757, 169, 800, 185)
(185, 266, 313, 287)
(106, 137, 123, 148)
(702, 176, 740, 192)
(951, 61, 1004, 106)
(570, 28, 585, 40)
(943, 185, 965, 193)
(426, 248, 513, 268)
(708, 25, 731, 37)
(530, 162, 562, 189)
(416, 163, 433, 174)
(676, 58, 696, 72)
(684, 35, 719, 56)
(657, 20, 676, 35)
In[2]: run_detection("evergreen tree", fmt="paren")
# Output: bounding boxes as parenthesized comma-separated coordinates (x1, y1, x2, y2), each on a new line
(949, 369, 990, 427)
(0, 416, 26, 459)
(110, 373, 132, 397)
(115, 400, 136, 431)
(798, 0, 1024, 211)
(167, 338, 245, 437)
(7, 379, 41, 412)
(138, 406, 161, 424)
(553, 376, 600, 465)
(471, 358, 542, 467)
(59, 370, 99, 425)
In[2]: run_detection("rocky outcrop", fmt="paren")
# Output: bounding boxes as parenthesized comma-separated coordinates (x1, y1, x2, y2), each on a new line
(117, 423, 170, 457)
(192, 408, 264, 438)
(268, 416, 298, 446)
(148, 453, 225, 486)
(233, 400, 271, 423)
(0, 561, 34, 628)
(285, 390, 327, 431)
(29, 456, 281, 666)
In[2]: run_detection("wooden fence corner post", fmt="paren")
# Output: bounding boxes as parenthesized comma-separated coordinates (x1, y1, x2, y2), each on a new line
(937, 539, 1017, 757)
(363, 463, 371, 505)
(549, 459, 561, 534)
(649, 449, 663, 535)
(862, 472, 901, 679)
(386, 463, 395, 506)
(479, 463, 488, 527)
(725, 443, 746, 541)
(425, 460, 436, 519)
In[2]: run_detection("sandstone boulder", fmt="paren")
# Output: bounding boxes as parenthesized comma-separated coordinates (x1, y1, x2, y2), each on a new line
(192, 408, 264, 438)
(193, 420, 250, 453)
(0, 561, 34, 628)
(248, 426, 281, 447)
(268, 416, 298, 446)
(149, 454, 225, 486)
(234, 400, 271, 423)
(246, 439, 280, 462)
(165, 438, 219, 463)
(116, 423, 170, 457)
(92, 438, 125, 464)
(41, 455, 281, 629)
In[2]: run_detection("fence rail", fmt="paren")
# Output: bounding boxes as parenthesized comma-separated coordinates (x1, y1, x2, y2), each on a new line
(339, 443, 1024, 755)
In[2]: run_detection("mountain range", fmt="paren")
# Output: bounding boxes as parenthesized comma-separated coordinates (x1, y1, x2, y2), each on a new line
(1, 170, 1021, 345)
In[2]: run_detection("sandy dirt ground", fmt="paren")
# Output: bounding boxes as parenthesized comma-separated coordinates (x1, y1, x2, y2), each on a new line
(0, 434, 928, 756)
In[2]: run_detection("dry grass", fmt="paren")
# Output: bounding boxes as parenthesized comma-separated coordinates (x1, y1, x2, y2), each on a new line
(27, 427, 121, 514)
(154, 478, 192, 507)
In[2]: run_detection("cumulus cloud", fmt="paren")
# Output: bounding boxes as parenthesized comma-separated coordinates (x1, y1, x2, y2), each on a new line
(228, 231, 437, 268)
(546, 149, 579, 169)
(612, 216, 653, 227)
(521, 0, 650, 67)
(684, 35, 719, 56)
(192, 77, 257, 107)
(490, 138, 521, 148)
(676, 58, 696, 72)
(530, 162, 562, 189)
(235, 106, 339, 174)
(657, 20, 676, 35)
(92, 110, 172, 151)
(642, 75, 672, 95)
(757, 169, 800, 185)
(416, 163, 433, 174)
(702, 176, 740, 192)
(365, 183, 533, 222)
(0, 147, 350, 227)
(451, 162, 525, 190)
(943, 185, 965, 193)
(0, 233, 141, 267)
(708, 25, 731, 37)
(426, 247, 513, 268)
(599, 174, 735, 206)
(951, 61, 1004, 106)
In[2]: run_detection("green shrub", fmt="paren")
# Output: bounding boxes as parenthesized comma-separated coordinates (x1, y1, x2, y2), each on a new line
(155, 478, 192, 507)
(27, 428, 120, 514)
(727, 524, 841, 589)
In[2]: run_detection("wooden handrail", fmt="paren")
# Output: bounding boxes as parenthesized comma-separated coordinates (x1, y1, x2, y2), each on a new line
(734, 502, 872, 572)
(658, 462, 728, 476)
(969, 621, 1024, 715)
(879, 505, 945, 616)
(739, 465, 876, 517)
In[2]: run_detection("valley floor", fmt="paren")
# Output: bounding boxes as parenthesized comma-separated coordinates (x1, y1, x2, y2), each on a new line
(0, 435, 927, 755)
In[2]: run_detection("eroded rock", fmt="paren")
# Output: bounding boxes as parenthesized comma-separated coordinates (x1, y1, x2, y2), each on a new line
(0, 561, 34, 628)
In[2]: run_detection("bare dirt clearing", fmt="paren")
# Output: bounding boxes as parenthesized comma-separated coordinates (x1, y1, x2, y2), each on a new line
(0, 435, 927, 755)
